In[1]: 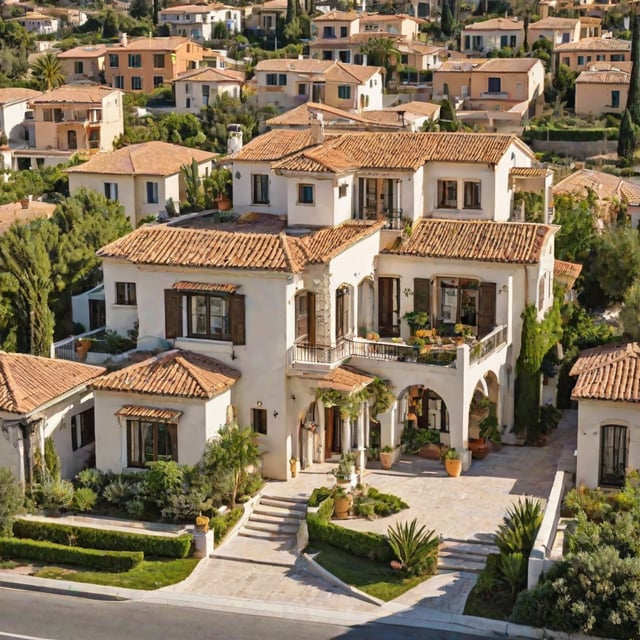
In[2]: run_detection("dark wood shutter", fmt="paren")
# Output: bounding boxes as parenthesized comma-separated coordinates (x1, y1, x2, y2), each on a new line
(230, 294, 245, 345)
(164, 289, 183, 339)
(308, 291, 316, 346)
(378, 277, 398, 337)
(478, 282, 496, 338)
(414, 278, 431, 318)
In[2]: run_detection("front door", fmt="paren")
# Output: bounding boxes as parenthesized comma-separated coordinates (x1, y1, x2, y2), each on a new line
(324, 407, 341, 458)
(67, 130, 77, 150)
(600, 424, 627, 487)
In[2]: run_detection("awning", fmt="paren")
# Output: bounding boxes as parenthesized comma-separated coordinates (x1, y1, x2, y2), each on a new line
(172, 281, 238, 294)
(315, 365, 375, 393)
(116, 405, 183, 422)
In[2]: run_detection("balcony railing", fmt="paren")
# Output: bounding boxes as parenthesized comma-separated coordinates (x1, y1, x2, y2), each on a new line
(480, 91, 509, 100)
(469, 325, 508, 364)
(357, 207, 404, 230)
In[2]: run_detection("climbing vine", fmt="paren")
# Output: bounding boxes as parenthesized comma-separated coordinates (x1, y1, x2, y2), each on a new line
(514, 299, 563, 439)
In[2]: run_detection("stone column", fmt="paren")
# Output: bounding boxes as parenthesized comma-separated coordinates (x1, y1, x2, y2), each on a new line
(357, 402, 366, 484)
(316, 399, 325, 462)
(341, 416, 350, 454)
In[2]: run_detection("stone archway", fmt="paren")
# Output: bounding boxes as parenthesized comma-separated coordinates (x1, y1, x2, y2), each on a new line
(468, 370, 501, 443)
(398, 384, 451, 449)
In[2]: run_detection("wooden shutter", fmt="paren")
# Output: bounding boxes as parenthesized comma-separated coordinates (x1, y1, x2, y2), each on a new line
(414, 278, 431, 318)
(308, 291, 316, 346)
(478, 282, 496, 338)
(164, 289, 183, 339)
(378, 277, 398, 337)
(230, 294, 246, 345)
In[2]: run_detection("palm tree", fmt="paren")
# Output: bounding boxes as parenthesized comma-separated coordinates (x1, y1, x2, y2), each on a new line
(513, 0, 539, 52)
(360, 37, 401, 87)
(30, 52, 65, 91)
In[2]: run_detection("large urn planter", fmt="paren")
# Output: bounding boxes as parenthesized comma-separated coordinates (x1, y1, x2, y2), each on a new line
(333, 490, 353, 519)
(468, 438, 490, 460)
(419, 443, 442, 460)
(379, 446, 394, 470)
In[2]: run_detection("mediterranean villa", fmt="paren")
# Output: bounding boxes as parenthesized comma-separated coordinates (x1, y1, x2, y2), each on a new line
(74, 126, 560, 481)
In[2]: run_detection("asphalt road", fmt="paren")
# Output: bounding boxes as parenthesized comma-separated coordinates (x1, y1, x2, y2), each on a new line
(0, 588, 494, 640)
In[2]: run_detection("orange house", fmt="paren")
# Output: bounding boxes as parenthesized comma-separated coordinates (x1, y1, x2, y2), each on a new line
(104, 35, 207, 93)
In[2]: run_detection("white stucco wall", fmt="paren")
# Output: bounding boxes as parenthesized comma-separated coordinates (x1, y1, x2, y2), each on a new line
(232, 161, 288, 214)
(1, 100, 33, 145)
(576, 398, 640, 488)
(68, 173, 136, 227)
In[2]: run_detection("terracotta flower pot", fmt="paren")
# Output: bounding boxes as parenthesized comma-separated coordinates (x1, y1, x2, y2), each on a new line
(379, 451, 394, 470)
(469, 438, 490, 460)
(333, 494, 353, 519)
(445, 458, 462, 477)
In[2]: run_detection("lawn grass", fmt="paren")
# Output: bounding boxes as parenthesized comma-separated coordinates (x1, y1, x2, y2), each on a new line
(308, 541, 429, 601)
(34, 557, 199, 590)
(463, 582, 515, 620)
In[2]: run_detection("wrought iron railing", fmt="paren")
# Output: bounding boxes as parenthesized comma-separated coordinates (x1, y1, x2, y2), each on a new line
(468, 325, 508, 364)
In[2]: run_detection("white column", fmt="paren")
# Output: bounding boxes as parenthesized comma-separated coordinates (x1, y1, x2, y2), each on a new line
(316, 399, 325, 462)
(341, 416, 350, 454)
(357, 402, 366, 484)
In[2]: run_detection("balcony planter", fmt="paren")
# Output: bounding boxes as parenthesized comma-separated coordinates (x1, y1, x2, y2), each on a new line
(75, 338, 93, 360)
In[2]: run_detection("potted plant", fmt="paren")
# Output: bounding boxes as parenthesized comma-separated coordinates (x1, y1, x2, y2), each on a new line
(289, 456, 299, 478)
(380, 445, 395, 470)
(75, 337, 93, 360)
(207, 167, 232, 211)
(445, 447, 462, 477)
(332, 485, 353, 519)
(332, 452, 356, 485)
(404, 311, 430, 335)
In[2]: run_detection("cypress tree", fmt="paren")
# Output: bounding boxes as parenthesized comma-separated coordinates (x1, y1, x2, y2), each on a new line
(441, 0, 453, 37)
(286, 0, 297, 26)
(627, 11, 640, 125)
(618, 108, 636, 162)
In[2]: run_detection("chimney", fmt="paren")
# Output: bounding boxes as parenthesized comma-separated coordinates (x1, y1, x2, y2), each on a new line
(120, 32, 128, 47)
(310, 112, 324, 144)
(227, 123, 243, 154)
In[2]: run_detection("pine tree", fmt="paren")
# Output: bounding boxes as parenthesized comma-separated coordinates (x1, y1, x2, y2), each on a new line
(286, 0, 297, 25)
(627, 11, 640, 125)
(441, 0, 454, 37)
(618, 108, 636, 162)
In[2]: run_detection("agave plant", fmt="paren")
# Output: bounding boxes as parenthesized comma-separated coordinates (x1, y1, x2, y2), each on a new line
(495, 497, 543, 556)
(498, 552, 526, 600)
(387, 518, 439, 576)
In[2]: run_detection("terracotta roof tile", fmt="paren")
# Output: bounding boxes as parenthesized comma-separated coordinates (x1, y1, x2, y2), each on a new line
(476, 58, 542, 73)
(576, 68, 629, 84)
(172, 280, 238, 293)
(554, 37, 630, 52)
(272, 144, 360, 173)
(0, 353, 105, 414)
(510, 167, 552, 177)
(313, 10, 359, 20)
(386, 101, 441, 117)
(571, 342, 640, 402)
(0, 88, 42, 105)
(463, 17, 523, 31)
(66, 141, 216, 176)
(57, 45, 108, 59)
(231, 129, 318, 162)
(160, 4, 222, 13)
(529, 16, 579, 29)
(386, 218, 556, 264)
(320, 62, 381, 84)
(554, 259, 582, 279)
(31, 85, 117, 104)
(97, 220, 382, 272)
(91, 349, 240, 399)
(106, 36, 196, 52)
(0, 200, 56, 235)
(116, 405, 183, 421)
(266, 102, 371, 127)
(174, 67, 244, 83)
(553, 169, 640, 205)
(316, 364, 375, 392)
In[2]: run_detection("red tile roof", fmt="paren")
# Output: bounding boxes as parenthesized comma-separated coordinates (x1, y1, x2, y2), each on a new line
(91, 350, 240, 399)
(386, 218, 556, 264)
(571, 342, 640, 402)
(0, 353, 105, 414)
(116, 405, 183, 421)
(315, 365, 375, 392)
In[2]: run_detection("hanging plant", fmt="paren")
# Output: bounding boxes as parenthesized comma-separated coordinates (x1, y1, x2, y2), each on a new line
(314, 388, 344, 408)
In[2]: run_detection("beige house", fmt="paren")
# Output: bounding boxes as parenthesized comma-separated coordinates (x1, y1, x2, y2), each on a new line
(173, 66, 244, 114)
(158, 3, 242, 41)
(0, 353, 105, 486)
(574, 64, 629, 116)
(248, 0, 287, 32)
(528, 16, 598, 46)
(15, 11, 59, 34)
(253, 59, 384, 112)
(12, 85, 123, 170)
(461, 17, 524, 55)
(91, 350, 240, 474)
(311, 10, 360, 40)
(66, 141, 216, 227)
(0, 87, 41, 147)
(571, 343, 640, 489)
(553, 167, 640, 226)
(57, 44, 107, 84)
(554, 37, 630, 72)
(104, 36, 208, 93)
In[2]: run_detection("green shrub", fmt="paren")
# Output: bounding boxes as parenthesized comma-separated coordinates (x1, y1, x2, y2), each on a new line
(72, 487, 97, 513)
(307, 513, 393, 563)
(367, 488, 409, 516)
(495, 497, 542, 556)
(353, 499, 376, 520)
(474, 553, 501, 598)
(0, 537, 143, 572)
(563, 486, 611, 522)
(211, 507, 243, 542)
(317, 497, 334, 521)
(387, 518, 439, 576)
(12, 519, 192, 558)
(524, 127, 619, 142)
(0, 468, 23, 537)
(144, 460, 184, 511)
(34, 478, 74, 512)
(75, 468, 105, 492)
(308, 487, 332, 508)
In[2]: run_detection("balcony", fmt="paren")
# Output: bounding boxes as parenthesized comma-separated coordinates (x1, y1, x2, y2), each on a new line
(358, 207, 404, 230)
(479, 91, 509, 100)
(52, 327, 137, 365)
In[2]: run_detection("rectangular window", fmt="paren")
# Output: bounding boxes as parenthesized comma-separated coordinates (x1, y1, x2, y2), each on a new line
(611, 54, 624, 62)
(596, 54, 605, 61)
(71, 409, 95, 451)
(43, 109, 53, 122)
(340, 26, 347, 37)
(128, 53, 142, 68)
(115, 75, 124, 89)
(252, 174, 269, 204)
(378, 276, 400, 337)
(437, 180, 457, 208)
(104, 182, 118, 201)
(127, 420, 178, 467)
(251, 408, 267, 435)
(116, 282, 137, 305)
(577, 55, 584, 66)
(487, 77, 501, 93)
(146, 181, 159, 204)
(464, 35, 470, 50)
(298, 83, 307, 96)
(612, 90, 620, 108)
(463, 181, 480, 209)
(153, 75, 164, 88)
(153, 53, 166, 68)
(337, 85, 351, 100)
(323, 26, 335, 38)
(600, 424, 627, 486)
(500, 35, 508, 48)
(109, 53, 119, 68)
(266, 73, 278, 86)
(131, 76, 142, 90)
(510, 35, 516, 47)
(188, 294, 230, 340)
(74, 61, 84, 74)
(338, 183, 348, 198)
(278, 73, 287, 86)
(297, 183, 314, 204)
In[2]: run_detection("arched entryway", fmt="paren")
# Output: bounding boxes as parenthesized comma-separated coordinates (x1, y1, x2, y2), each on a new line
(468, 370, 501, 455)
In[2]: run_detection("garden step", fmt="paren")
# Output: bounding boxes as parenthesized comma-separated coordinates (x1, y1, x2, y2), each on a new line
(439, 541, 499, 557)
(437, 554, 487, 573)
(259, 497, 307, 511)
(244, 521, 300, 535)
(248, 513, 303, 527)
(253, 505, 305, 519)
(237, 529, 295, 542)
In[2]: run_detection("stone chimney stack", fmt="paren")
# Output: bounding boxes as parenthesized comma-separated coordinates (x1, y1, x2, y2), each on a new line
(310, 112, 324, 144)
(120, 32, 128, 47)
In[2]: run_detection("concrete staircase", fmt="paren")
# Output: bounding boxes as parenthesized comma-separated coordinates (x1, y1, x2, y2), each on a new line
(438, 537, 499, 574)
(238, 495, 307, 543)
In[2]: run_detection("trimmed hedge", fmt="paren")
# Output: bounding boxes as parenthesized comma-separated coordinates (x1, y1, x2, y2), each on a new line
(524, 127, 618, 142)
(12, 520, 192, 559)
(211, 507, 243, 542)
(307, 512, 393, 563)
(0, 537, 143, 572)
